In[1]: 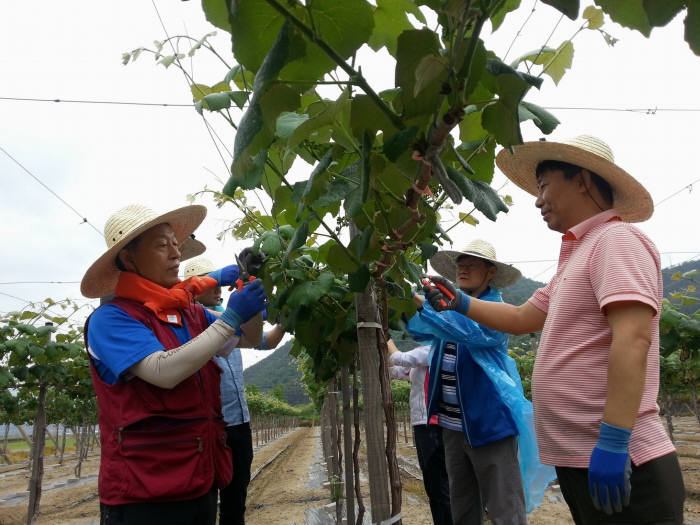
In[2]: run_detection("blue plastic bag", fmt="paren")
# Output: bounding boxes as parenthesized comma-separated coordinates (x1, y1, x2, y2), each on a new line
(408, 302, 556, 513)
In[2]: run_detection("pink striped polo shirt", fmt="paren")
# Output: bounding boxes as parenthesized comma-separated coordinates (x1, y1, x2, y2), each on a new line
(528, 209, 675, 468)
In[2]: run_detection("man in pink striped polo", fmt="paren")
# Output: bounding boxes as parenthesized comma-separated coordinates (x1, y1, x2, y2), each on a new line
(423, 136, 684, 524)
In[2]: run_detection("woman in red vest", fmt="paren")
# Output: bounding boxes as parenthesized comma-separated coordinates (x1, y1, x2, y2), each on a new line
(80, 203, 267, 525)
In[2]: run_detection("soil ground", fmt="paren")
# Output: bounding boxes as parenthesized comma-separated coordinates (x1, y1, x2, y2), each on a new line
(0, 417, 698, 524)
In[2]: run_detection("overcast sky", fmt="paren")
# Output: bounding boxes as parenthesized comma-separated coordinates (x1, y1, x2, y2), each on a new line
(1, 2, 698, 366)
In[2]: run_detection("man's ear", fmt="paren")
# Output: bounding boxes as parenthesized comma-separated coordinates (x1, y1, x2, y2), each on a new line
(577, 169, 593, 193)
(117, 248, 136, 272)
(486, 265, 498, 282)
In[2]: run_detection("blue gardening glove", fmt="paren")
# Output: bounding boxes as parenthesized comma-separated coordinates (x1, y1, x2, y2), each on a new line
(588, 422, 632, 515)
(421, 275, 471, 315)
(208, 264, 240, 287)
(219, 279, 268, 330)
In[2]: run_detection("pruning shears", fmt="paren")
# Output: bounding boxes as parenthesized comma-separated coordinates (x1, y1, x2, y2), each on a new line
(234, 254, 256, 291)
(421, 276, 455, 308)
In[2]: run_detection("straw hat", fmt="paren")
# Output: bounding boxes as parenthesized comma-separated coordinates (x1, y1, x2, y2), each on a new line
(180, 235, 206, 261)
(495, 135, 653, 222)
(183, 258, 216, 279)
(430, 239, 522, 289)
(81, 203, 207, 298)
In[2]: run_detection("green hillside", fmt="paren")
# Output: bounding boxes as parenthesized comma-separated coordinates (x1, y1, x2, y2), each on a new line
(242, 341, 310, 406)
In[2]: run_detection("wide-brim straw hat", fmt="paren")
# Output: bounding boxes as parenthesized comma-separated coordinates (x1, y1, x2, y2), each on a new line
(183, 257, 216, 279)
(495, 135, 653, 222)
(81, 203, 207, 298)
(430, 239, 522, 289)
(180, 235, 206, 261)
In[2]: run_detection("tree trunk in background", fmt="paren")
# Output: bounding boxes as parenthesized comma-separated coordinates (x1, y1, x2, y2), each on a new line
(376, 332, 402, 524)
(16, 424, 32, 449)
(27, 382, 47, 525)
(1, 424, 10, 464)
(341, 367, 356, 525)
(352, 360, 365, 525)
(58, 426, 67, 465)
(355, 283, 390, 522)
(660, 383, 675, 443)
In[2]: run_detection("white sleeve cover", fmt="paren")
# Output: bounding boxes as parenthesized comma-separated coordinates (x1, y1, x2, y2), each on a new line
(388, 345, 430, 369)
(128, 319, 238, 389)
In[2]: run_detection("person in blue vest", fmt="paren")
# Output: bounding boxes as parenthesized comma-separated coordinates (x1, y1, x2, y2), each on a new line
(184, 255, 285, 525)
(409, 239, 554, 525)
(81, 203, 267, 525)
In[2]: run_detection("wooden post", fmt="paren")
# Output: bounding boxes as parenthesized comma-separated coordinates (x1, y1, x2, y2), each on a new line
(341, 367, 355, 525)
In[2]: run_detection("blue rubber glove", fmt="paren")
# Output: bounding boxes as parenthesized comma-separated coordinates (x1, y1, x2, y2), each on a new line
(219, 279, 267, 330)
(422, 275, 471, 315)
(588, 422, 632, 515)
(208, 264, 239, 287)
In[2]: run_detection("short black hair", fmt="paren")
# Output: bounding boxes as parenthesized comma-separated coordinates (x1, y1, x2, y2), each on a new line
(536, 160, 613, 204)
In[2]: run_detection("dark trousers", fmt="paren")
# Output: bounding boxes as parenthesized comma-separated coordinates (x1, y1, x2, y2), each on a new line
(443, 429, 526, 525)
(100, 486, 217, 525)
(219, 422, 254, 525)
(414, 424, 454, 525)
(555, 452, 685, 525)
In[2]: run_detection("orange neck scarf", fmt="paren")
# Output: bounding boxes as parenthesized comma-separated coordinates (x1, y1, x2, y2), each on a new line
(114, 271, 218, 325)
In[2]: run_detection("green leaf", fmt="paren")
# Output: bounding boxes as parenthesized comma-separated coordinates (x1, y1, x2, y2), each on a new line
(644, 0, 685, 27)
(350, 94, 397, 140)
(224, 149, 268, 194)
(348, 265, 371, 292)
(276, 112, 310, 140)
(286, 272, 335, 307)
(541, 0, 579, 20)
(327, 243, 359, 273)
(260, 232, 283, 256)
(509, 47, 557, 69)
(344, 186, 364, 218)
(297, 149, 334, 221)
(445, 166, 508, 220)
(518, 101, 560, 134)
(310, 0, 374, 59)
(491, 0, 521, 32)
(413, 55, 449, 96)
(368, 0, 426, 55)
(360, 132, 372, 203)
(419, 242, 438, 261)
(595, 0, 651, 37)
(314, 172, 359, 207)
(383, 126, 419, 162)
(353, 226, 375, 258)
(682, 269, 698, 279)
(458, 212, 479, 226)
(541, 40, 574, 85)
(481, 77, 528, 148)
(229, 0, 285, 71)
(202, 0, 233, 33)
(396, 29, 441, 118)
(282, 219, 309, 267)
(582, 6, 604, 30)
(289, 92, 351, 148)
(685, 0, 700, 55)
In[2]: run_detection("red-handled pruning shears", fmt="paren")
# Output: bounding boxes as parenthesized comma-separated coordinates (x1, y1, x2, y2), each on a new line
(421, 276, 455, 308)
(234, 254, 256, 291)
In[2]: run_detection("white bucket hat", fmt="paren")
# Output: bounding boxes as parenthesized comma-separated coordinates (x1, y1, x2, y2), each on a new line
(430, 239, 522, 289)
(183, 258, 216, 279)
(81, 203, 207, 298)
(495, 135, 653, 222)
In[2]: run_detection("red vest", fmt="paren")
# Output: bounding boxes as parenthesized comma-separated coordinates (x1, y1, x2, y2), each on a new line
(85, 297, 232, 505)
